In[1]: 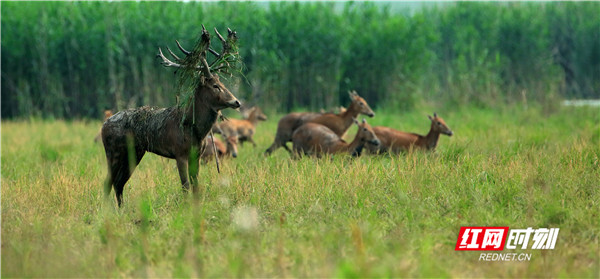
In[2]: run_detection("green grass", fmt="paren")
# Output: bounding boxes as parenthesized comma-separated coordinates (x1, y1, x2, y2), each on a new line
(2, 105, 599, 277)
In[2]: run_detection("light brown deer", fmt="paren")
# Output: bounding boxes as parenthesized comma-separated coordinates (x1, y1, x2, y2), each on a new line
(265, 91, 374, 156)
(291, 119, 380, 158)
(94, 110, 114, 143)
(200, 135, 238, 162)
(218, 106, 267, 147)
(101, 26, 241, 207)
(367, 113, 453, 154)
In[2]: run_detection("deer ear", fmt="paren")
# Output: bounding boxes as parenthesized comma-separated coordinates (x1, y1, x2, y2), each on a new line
(428, 115, 433, 121)
(361, 118, 367, 124)
(353, 117, 359, 125)
(433, 112, 438, 118)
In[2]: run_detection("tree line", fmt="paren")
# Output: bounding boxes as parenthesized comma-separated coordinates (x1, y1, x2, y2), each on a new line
(1, 1, 598, 119)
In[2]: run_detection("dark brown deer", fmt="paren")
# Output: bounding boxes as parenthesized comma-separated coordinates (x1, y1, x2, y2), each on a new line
(101, 26, 241, 206)
(367, 113, 453, 154)
(218, 106, 267, 147)
(291, 119, 380, 158)
(264, 91, 374, 156)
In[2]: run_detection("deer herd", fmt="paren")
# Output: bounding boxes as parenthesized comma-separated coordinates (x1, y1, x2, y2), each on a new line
(99, 26, 453, 206)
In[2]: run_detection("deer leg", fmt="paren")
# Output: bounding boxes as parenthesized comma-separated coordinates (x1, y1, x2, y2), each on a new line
(108, 150, 145, 207)
(176, 157, 190, 191)
(110, 162, 132, 207)
(282, 143, 292, 153)
(188, 147, 202, 194)
(264, 142, 278, 155)
(103, 158, 114, 198)
(248, 137, 257, 148)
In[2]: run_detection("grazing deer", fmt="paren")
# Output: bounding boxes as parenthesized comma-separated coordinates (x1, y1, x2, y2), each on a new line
(291, 119, 380, 158)
(94, 110, 114, 143)
(218, 106, 267, 147)
(101, 26, 241, 207)
(367, 113, 453, 154)
(200, 135, 238, 162)
(265, 91, 374, 156)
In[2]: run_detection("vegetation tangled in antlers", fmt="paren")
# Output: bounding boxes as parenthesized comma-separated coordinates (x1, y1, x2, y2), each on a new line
(157, 25, 242, 113)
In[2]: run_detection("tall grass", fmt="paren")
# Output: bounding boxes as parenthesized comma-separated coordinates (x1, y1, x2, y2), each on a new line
(1, 105, 598, 277)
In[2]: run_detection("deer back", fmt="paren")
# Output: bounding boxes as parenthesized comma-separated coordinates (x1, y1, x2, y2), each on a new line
(307, 91, 375, 137)
(370, 126, 420, 153)
(292, 123, 342, 154)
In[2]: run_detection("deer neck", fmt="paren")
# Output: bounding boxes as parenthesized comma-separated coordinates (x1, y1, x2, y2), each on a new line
(345, 133, 365, 155)
(247, 110, 259, 126)
(183, 92, 219, 141)
(422, 124, 441, 150)
(340, 103, 361, 128)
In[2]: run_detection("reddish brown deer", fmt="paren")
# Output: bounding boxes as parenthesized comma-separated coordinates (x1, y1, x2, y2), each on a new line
(200, 135, 238, 162)
(94, 110, 114, 143)
(101, 26, 241, 206)
(367, 113, 453, 154)
(218, 106, 267, 147)
(291, 119, 380, 158)
(265, 91, 374, 156)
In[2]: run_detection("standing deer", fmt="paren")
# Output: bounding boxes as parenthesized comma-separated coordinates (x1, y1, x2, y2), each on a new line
(218, 106, 267, 147)
(291, 118, 380, 158)
(101, 26, 241, 206)
(264, 91, 374, 156)
(366, 113, 453, 154)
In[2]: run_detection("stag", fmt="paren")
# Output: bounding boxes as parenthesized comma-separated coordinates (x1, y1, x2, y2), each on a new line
(101, 26, 241, 206)
(265, 91, 374, 156)
(291, 119, 380, 158)
(366, 113, 453, 154)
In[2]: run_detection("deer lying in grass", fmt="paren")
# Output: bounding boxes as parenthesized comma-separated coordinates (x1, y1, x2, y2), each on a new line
(94, 110, 114, 143)
(218, 106, 267, 147)
(200, 135, 238, 162)
(291, 119, 380, 158)
(101, 26, 241, 207)
(265, 91, 374, 156)
(367, 113, 453, 154)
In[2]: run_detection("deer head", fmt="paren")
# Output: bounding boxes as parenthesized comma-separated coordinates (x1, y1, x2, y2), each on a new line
(251, 106, 268, 121)
(157, 25, 241, 112)
(428, 112, 453, 136)
(348, 91, 375, 117)
(225, 135, 239, 158)
(356, 118, 380, 146)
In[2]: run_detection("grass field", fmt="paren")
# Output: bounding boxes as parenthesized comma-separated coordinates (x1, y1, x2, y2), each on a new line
(1, 105, 598, 277)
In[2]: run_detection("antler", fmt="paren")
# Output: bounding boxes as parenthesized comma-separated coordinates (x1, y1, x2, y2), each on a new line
(157, 38, 194, 68)
(209, 27, 238, 71)
(156, 38, 200, 70)
(157, 48, 183, 68)
(157, 25, 238, 78)
(176, 40, 191, 56)
(199, 25, 213, 78)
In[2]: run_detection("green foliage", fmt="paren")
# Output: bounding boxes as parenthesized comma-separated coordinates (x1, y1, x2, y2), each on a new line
(1, 2, 598, 119)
